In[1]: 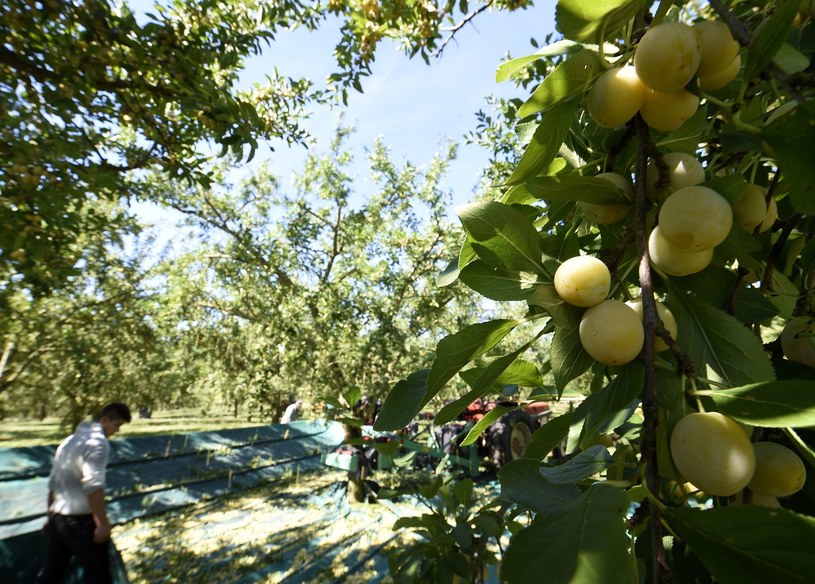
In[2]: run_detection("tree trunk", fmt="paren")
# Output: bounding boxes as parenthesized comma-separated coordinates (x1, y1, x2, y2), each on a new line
(343, 422, 367, 503)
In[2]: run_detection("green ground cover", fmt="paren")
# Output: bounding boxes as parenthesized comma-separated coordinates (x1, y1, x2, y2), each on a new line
(116, 470, 405, 584)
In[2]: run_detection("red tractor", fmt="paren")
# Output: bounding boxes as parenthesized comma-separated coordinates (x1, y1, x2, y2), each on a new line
(324, 397, 555, 479)
(447, 398, 553, 470)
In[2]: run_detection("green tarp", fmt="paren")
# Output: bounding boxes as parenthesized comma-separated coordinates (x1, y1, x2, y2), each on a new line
(0, 420, 345, 582)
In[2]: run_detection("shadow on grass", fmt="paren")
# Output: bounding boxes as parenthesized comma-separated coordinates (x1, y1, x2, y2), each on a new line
(123, 495, 348, 584)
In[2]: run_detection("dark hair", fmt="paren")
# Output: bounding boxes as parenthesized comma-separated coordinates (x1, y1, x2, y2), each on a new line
(96, 402, 132, 423)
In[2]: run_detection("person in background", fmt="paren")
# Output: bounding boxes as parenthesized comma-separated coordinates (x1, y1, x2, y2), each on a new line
(37, 402, 132, 584)
(280, 400, 302, 424)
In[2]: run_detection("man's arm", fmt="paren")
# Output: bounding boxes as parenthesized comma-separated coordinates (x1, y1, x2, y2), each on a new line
(86, 488, 111, 543)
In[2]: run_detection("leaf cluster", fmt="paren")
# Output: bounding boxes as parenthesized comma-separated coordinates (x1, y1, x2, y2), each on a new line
(378, 0, 815, 581)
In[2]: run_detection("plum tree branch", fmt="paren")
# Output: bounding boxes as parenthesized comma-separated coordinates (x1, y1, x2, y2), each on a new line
(707, 0, 752, 47)
(709, 0, 807, 102)
(634, 115, 671, 583)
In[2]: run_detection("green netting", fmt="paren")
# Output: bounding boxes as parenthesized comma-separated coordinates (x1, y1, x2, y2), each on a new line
(0, 421, 346, 582)
(0, 420, 340, 480)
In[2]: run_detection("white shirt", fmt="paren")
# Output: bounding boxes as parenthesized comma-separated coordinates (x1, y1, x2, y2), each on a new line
(48, 421, 110, 515)
(280, 403, 300, 424)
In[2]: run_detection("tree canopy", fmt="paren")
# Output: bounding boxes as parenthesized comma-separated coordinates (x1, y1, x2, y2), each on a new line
(0, 0, 532, 299)
(1, 0, 528, 422)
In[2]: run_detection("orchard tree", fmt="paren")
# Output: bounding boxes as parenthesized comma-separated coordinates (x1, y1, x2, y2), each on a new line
(147, 127, 479, 421)
(377, 0, 815, 581)
(0, 206, 177, 425)
(0, 0, 534, 302)
(0, 0, 327, 299)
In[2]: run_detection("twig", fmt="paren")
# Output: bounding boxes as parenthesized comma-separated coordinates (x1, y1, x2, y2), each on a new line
(434, 2, 493, 58)
(605, 122, 637, 173)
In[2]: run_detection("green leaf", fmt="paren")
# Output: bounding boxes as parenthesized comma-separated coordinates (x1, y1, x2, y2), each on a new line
(496, 358, 546, 387)
(337, 416, 363, 427)
(459, 238, 478, 270)
(503, 483, 636, 584)
(784, 427, 815, 469)
(508, 100, 578, 185)
(517, 50, 603, 119)
(457, 201, 546, 273)
(655, 368, 685, 480)
(702, 380, 815, 428)
(373, 369, 430, 431)
(525, 411, 572, 460)
(704, 175, 747, 206)
(802, 238, 815, 275)
(773, 42, 810, 75)
(436, 258, 460, 287)
(392, 516, 428, 531)
(746, 0, 801, 79)
(523, 175, 630, 204)
(435, 342, 536, 426)
(763, 100, 815, 214)
(670, 266, 778, 325)
(540, 444, 614, 484)
(343, 386, 362, 409)
(666, 291, 776, 387)
(498, 458, 582, 515)
(321, 396, 344, 409)
(715, 224, 764, 273)
(655, 104, 708, 153)
(454, 477, 474, 506)
(768, 271, 799, 320)
(459, 260, 540, 301)
(573, 362, 644, 447)
(526, 283, 573, 325)
(459, 358, 545, 389)
(426, 320, 520, 400)
(719, 129, 766, 155)
(556, 0, 646, 44)
(550, 305, 594, 392)
(496, 40, 585, 83)
(460, 405, 513, 446)
(472, 512, 503, 538)
(664, 505, 815, 584)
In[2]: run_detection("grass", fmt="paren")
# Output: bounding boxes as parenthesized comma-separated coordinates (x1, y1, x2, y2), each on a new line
(0, 408, 271, 448)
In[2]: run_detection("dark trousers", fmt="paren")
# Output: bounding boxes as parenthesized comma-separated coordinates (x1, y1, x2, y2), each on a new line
(36, 514, 112, 584)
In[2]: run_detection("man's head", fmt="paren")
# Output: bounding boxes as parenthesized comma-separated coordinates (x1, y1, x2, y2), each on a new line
(95, 402, 132, 437)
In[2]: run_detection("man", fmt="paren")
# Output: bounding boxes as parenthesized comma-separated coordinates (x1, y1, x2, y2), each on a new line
(37, 402, 131, 584)
(280, 400, 302, 424)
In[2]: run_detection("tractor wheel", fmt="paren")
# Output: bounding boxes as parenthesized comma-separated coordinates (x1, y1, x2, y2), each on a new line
(487, 410, 535, 469)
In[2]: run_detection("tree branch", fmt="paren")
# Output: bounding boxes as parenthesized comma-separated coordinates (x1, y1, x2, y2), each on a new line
(709, 0, 807, 102)
(707, 0, 752, 47)
(635, 115, 671, 583)
(433, 2, 494, 58)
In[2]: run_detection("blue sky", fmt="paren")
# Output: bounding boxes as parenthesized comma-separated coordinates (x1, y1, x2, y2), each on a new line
(254, 3, 556, 207)
(131, 1, 557, 238)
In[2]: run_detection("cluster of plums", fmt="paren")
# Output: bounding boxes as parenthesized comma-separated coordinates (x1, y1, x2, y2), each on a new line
(671, 412, 806, 502)
(588, 20, 742, 132)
